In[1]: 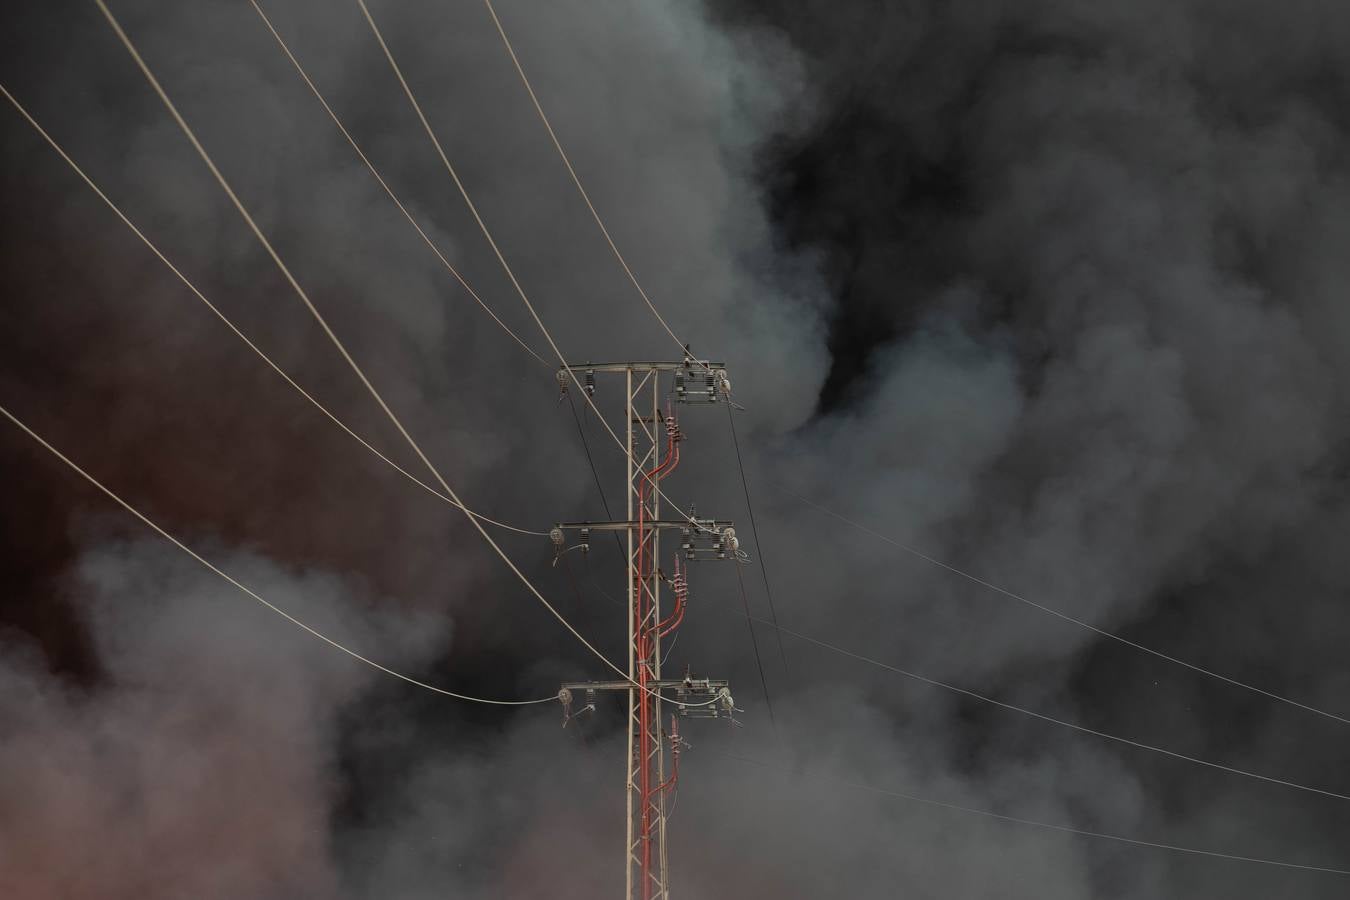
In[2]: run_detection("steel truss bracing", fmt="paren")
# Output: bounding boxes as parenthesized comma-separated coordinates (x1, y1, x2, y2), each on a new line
(552, 358, 735, 900)
(628, 363, 669, 899)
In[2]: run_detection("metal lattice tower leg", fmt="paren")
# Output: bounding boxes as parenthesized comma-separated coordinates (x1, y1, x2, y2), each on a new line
(626, 366, 668, 899)
(550, 357, 738, 900)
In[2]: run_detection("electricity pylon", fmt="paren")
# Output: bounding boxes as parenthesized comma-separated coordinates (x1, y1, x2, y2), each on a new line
(552, 356, 737, 900)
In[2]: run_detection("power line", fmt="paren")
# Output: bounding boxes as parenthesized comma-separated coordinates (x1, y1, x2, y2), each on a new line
(726, 402, 788, 672)
(255, 0, 713, 548)
(788, 490, 1350, 729)
(257, 0, 715, 562)
(0, 402, 555, 706)
(565, 392, 624, 558)
(481, 0, 693, 361)
(0, 80, 543, 538)
(254, 0, 716, 559)
(563, 396, 689, 674)
(734, 551, 776, 724)
(710, 750, 1350, 877)
(92, 0, 647, 697)
(568, 395, 614, 520)
(735, 610, 1350, 805)
(246, 0, 548, 366)
(353, 0, 709, 539)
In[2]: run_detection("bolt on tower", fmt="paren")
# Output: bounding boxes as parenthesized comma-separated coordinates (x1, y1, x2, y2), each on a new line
(551, 355, 738, 900)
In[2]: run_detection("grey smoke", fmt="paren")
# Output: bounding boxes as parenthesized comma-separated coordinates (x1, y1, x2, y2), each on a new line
(0, 539, 449, 899)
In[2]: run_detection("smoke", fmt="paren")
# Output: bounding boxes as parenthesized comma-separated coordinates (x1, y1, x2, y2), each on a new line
(3, 0, 1350, 896)
(0, 539, 449, 899)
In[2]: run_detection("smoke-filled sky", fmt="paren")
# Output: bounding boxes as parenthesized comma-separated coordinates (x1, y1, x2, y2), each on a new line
(4, 0, 1350, 897)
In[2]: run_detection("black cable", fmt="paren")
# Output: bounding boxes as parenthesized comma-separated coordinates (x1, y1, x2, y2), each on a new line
(726, 402, 789, 671)
(734, 552, 776, 724)
(567, 391, 614, 516)
(567, 392, 626, 556)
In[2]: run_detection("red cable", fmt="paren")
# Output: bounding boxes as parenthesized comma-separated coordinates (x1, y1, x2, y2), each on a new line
(654, 716, 681, 795)
(657, 558, 687, 638)
(634, 411, 679, 899)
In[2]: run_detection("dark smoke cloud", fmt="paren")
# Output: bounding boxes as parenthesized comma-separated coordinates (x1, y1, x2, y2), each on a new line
(3, 0, 1350, 897)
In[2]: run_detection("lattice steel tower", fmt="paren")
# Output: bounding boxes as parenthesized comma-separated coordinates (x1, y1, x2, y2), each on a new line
(552, 355, 737, 900)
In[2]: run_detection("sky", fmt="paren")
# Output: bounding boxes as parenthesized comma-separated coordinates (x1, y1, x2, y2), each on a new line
(3, 0, 1350, 897)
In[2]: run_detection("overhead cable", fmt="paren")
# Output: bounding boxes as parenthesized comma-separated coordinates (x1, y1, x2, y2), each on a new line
(565, 392, 625, 558)
(726, 402, 788, 672)
(0, 402, 555, 706)
(92, 0, 653, 698)
(736, 611, 1350, 804)
(353, 0, 707, 535)
(0, 82, 543, 539)
(253, 0, 704, 542)
(247, 0, 548, 366)
(733, 550, 776, 724)
(789, 490, 1350, 729)
(481, 0, 792, 718)
(712, 750, 1350, 877)
(481, 0, 693, 361)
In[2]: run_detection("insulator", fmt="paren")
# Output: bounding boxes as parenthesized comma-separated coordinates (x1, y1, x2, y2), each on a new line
(715, 369, 731, 396)
(718, 686, 734, 712)
(549, 527, 565, 551)
(722, 527, 739, 553)
(584, 369, 596, 397)
(555, 368, 570, 393)
(558, 687, 573, 726)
